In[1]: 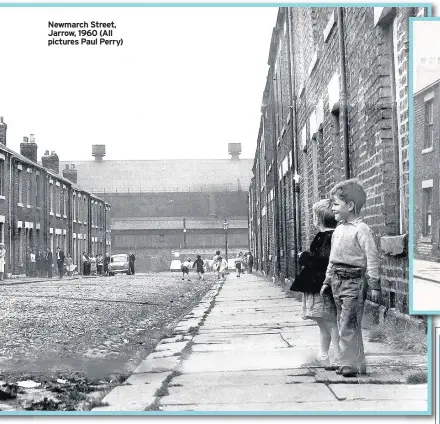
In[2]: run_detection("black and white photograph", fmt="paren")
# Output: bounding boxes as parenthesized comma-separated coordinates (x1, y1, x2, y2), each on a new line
(411, 18, 440, 315)
(0, 4, 430, 414)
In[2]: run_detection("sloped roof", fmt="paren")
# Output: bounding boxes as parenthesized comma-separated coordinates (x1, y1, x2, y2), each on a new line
(111, 217, 248, 231)
(59, 159, 254, 193)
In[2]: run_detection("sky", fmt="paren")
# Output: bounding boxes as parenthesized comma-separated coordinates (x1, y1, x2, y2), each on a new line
(0, 7, 278, 161)
(413, 20, 440, 92)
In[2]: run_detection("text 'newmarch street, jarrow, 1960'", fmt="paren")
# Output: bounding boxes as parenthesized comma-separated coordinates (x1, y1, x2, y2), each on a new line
(47, 21, 123, 47)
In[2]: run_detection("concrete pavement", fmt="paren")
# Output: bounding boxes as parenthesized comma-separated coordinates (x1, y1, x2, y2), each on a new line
(414, 259, 440, 283)
(92, 273, 428, 413)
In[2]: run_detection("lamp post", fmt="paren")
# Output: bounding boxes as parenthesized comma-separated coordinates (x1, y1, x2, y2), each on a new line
(183, 218, 187, 249)
(223, 219, 229, 264)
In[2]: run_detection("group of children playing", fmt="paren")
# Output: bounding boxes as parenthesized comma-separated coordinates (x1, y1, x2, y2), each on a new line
(290, 179, 380, 378)
(180, 251, 245, 281)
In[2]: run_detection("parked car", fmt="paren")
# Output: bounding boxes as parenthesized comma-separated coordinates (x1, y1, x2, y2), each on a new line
(108, 254, 130, 276)
(170, 259, 182, 272)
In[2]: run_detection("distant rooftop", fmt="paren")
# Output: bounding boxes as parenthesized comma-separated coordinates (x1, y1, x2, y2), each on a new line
(59, 159, 254, 193)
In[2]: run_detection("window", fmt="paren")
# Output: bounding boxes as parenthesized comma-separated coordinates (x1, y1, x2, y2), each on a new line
(423, 187, 433, 236)
(63, 189, 67, 216)
(36, 174, 40, 206)
(425, 100, 434, 150)
(27, 173, 31, 206)
(73, 194, 77, 220)
(49, 183, 53, 213)
(18, 169, 23, 204)
(0, 158, 4, 196)
(56, 185, 61, 214)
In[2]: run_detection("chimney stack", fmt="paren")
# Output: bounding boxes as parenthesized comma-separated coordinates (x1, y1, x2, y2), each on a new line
(92, 144, 106, 162)
(228, 143, 241, 160)
(42, 150, 60, 174)
(20, 134, 38, 162)
(0, 117, 7, 146)
(62, 163, 78, 184)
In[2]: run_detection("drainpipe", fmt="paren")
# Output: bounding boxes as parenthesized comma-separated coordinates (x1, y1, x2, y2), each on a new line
(337, 7, 350, 180)
(287, 7, 301, 274)
(271, 105, 281, 278)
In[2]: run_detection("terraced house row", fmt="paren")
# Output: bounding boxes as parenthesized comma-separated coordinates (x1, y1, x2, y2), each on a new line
(0, 117, 111, 276)
(248, 7, 426, 315)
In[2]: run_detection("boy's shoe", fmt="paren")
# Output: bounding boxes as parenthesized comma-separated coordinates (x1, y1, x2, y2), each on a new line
(336, 364, 367, 377)
(324, 364, 340, 371)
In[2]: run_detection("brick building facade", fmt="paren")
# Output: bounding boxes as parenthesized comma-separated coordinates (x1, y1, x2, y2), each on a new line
(249, 7, 426, 314)
(0, 122, 110, 275)
(414, 79, 440, 261)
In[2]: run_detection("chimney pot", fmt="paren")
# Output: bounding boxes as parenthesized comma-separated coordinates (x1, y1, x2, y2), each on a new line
(63, 162, 78, 183)
(29, 134, 35, 143)
(0, 117, 7, 146)
(45, 150, 49, 155)
(20, 134, 37, 162)
(42, 150, 59, 173)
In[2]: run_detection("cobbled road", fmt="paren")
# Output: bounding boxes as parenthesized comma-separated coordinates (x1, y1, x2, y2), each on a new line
(0, 272, 216, 410)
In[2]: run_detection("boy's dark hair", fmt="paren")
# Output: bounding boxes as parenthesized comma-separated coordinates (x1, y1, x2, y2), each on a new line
(216, 250, 220, 255)
(329, 179, 367, 213)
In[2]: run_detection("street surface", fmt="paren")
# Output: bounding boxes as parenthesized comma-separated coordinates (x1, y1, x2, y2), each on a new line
(0, 272, 215, 410)
(413, 259, 440, 312)
(93, 273, 428, 413)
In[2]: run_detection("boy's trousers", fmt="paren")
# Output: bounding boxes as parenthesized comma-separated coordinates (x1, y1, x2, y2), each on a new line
(330, 267, 368, 369)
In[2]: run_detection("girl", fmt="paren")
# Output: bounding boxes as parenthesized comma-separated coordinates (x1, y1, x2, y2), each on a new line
(290, 199, 340, 367)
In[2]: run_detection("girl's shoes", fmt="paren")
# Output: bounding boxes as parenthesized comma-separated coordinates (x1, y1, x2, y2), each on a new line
(304, 357, 330, 367)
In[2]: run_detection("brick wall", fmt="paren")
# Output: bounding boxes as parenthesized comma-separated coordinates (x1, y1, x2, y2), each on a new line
(250, 6, 419, 314)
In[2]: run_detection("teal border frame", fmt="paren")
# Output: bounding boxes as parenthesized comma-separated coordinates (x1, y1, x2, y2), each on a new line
(409, 17, 440, 318)
(0, 3, 432, 416)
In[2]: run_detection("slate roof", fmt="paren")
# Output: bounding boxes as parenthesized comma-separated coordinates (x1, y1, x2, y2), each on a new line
(59, 159, 254, 193)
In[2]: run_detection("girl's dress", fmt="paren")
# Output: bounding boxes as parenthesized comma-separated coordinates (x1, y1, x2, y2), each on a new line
(290, 230, 337, 320)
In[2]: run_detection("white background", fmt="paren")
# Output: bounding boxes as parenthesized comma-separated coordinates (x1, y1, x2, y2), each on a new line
(0, 0, 437, 423)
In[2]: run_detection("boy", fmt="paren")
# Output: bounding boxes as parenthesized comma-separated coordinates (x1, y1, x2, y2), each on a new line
(321, 179, 381, 378)
(234, 252, 243, 277)
(193, 255, 205, 280)
(217, 256, 228, 281)
(181, 258, 192, 281)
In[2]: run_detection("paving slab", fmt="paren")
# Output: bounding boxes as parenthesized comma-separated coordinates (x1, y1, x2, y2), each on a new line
(169, 369, 313, 387)
(161, 383, 335, 405)
(155, 341, 189, 353)
(160, 400, 428, 412)
(314, 369, 413, 384)
(132, 356, 180, 374)
(124, 371, 171, 387)
(93, 378, 164, 411)
(191, 333, 289, 351)
(180, 349, 320, 373)
(329, 384, 428, 401)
